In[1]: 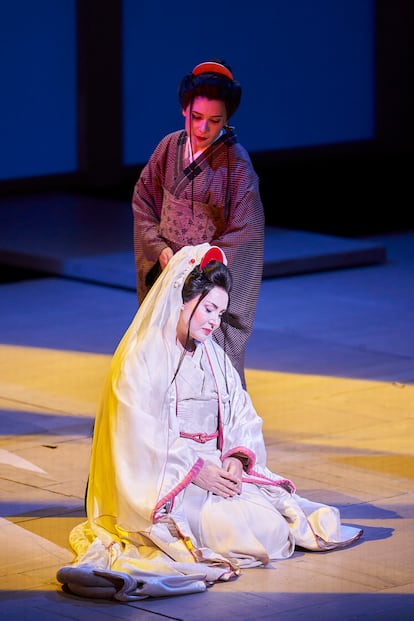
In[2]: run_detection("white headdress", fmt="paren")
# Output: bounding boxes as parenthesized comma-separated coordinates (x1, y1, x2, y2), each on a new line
(87, 244, 228, 533)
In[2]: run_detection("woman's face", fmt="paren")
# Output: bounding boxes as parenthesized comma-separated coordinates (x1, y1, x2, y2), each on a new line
(182, 96, 227, 154)
(178, 286, 229, 346)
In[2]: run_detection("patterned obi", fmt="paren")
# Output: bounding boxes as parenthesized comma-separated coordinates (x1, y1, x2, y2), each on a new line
(160, 188, 227, 251)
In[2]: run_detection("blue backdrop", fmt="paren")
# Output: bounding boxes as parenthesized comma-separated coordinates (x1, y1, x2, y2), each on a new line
(0, 0, 374, 181)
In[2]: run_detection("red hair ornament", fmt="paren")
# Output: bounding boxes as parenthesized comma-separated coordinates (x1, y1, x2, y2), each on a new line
(200, 246, 227, 269)
(192, 61, 234, 81)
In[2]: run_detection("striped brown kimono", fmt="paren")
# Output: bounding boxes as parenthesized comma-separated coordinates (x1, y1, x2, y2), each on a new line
(132, 127, 264, 386)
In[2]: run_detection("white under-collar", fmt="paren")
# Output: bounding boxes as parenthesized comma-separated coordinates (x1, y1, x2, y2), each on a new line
(185, 129, 225, 163)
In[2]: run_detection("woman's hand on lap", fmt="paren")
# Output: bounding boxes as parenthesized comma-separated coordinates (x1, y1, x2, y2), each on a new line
(193, 460, 240, 497)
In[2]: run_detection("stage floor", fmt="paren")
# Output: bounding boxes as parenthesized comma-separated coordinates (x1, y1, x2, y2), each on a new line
(0, 195, 413, 620)
(0, 193, 386, 288)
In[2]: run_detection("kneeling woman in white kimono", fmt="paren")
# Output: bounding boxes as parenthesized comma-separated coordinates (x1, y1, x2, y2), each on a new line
(57, 244, 362, 601)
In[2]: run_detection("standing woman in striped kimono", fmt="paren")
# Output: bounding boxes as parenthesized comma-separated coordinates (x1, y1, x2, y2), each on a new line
(132, 58, 265, 387)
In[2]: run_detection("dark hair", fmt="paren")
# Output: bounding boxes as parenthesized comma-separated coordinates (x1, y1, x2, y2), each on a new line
(178, 58, 242, 120)
(182, 260, 232, 306)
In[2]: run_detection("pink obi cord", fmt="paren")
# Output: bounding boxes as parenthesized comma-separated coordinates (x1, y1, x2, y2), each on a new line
(179, 430, 219, 443)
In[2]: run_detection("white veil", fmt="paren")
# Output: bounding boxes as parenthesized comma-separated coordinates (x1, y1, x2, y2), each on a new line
(87, 243, 228, 534)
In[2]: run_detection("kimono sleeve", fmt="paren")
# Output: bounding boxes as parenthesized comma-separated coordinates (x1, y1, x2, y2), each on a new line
(132, 133, 175, 263)
(214, 350, 269, 470)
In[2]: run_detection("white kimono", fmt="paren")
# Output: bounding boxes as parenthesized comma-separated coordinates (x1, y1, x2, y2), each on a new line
(57, 244, 362, 601)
